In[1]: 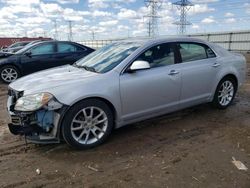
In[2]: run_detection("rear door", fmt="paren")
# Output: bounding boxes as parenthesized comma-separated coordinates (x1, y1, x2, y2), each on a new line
(53, 42, 89, 66)
(177, 42, 220, 108)
(21, 42, 56, 75)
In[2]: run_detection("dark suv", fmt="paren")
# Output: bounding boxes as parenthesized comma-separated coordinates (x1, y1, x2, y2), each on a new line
(0, 41, 94, 83)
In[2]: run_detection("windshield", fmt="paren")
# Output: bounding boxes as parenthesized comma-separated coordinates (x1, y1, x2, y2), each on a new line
(9, 42, 28, 48)
(75, 42, 141, 73)
(15, 44, 33, 54)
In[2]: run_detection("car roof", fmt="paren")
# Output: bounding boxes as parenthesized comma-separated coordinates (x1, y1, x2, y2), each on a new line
(24, 40, 94, 51)
(117, 37, 209, 46)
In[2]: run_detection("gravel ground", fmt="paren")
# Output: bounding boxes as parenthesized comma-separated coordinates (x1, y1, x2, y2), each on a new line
(0, 54, 249, 188)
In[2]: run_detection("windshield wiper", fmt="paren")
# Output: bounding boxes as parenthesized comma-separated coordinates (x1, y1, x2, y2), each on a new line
(73, 64, 97, 73)
(82, 66, 97, 73)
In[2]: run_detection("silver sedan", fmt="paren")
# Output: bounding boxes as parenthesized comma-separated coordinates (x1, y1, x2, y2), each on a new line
(7, 38, 246, 149)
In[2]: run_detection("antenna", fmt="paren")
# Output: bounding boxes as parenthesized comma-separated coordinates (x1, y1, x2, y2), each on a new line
(172, 0, 193, 35)
(68, 20, 73, 41)
(144, 0, 162, 37)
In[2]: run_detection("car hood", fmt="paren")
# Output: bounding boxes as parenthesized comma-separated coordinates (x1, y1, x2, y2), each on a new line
(0, 51, 14, 59)
(9, 65, 98, 93)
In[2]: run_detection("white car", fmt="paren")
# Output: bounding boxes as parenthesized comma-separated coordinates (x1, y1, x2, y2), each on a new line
(7, 38, 246, 149)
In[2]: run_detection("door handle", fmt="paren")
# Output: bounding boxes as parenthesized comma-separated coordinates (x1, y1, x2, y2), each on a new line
(168, 70, 179, 75)
(212, 63, 221, 67)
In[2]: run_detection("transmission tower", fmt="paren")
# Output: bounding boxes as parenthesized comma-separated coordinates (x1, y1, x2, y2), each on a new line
(173, 0, 193, 35)
(144, 0, 162, 37)
(68, 20, 73, 41)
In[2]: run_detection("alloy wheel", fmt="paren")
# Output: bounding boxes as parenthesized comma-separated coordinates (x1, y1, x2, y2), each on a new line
(70, 106, 108, 145)
(1, 67, 18, 83)
(218, 80, 234, 106)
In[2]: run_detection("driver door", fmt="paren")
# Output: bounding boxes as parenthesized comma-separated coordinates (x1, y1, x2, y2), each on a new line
(21, 42, 56, 75)
(119, 42, 182, 122)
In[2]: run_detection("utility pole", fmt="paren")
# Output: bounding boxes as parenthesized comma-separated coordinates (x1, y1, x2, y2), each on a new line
(68, 20, 73, 41)
(144, 0, 162, 38)
(24, 30, 28, 37)
(91, 30, 95, 40)
(173, 0, 193, 35)
(53, 19, 58, 40)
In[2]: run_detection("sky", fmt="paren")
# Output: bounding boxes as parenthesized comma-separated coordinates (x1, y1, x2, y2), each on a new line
(0, 0, 249, 41)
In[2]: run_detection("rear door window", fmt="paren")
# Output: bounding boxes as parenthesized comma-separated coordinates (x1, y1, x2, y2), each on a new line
(57, 43, 85, 53)
(178, 43, 216, 63)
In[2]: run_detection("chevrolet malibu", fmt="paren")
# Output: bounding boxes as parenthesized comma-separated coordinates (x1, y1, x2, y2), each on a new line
(7, 38, 246, 149)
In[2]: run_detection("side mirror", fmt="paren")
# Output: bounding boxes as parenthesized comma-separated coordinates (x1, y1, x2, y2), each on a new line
(24, 51, 32, 57)
(129, 60, 150, 72)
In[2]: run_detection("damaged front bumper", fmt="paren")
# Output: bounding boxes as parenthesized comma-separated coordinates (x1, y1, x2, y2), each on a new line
(7, 89, 68, 144)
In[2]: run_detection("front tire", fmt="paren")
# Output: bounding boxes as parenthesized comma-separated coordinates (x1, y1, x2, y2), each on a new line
(62, 99, 114, 149)
(0, 65, 20, 83)
(212, 77, 237, 109)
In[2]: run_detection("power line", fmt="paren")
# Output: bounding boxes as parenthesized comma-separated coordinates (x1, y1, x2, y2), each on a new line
(173, 0, 194, 35)
(144, 0, 162, 38)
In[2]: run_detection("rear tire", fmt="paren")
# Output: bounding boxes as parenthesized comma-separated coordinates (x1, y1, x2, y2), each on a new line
(212, 77, 237, 109)
(0, 65, 20, 83)
(62, 99, 114, 149)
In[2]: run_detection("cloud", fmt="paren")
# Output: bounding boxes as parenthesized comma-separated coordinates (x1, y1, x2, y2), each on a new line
(192, 24, 200, 29)
(201, 16, 216, 24)
(0, 7, 18, 19)
(0, 0, 40, 5)
(99, 20, 118, 26)
(92, 10, 112, 17)
(63, 8, 84, 21)
(27, 27, 46, 36)
(225, 18, 236, 23)
(118, 8, 138, 19)
(0, 18, 8, 24)
(88, 0, 109, 9)
(89, 26, 106, 33)
(54, 0, 79, 4)
(117, 25, 129, 31)
(40, 3, 63, 18)
(189, 4, 215, 15)
(224, 12, 234, 17)
(245, 3, 250, 14)
(16, 17, 50, 24)
(88, 0, 136, 10)
(132, 29, 147, 36)
(191, 0, 219, 3)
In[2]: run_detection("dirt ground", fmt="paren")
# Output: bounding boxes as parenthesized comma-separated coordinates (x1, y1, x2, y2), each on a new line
(0, 54, 250, 188)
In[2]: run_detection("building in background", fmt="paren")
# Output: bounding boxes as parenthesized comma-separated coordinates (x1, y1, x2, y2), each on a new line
(0, 37, 52, 48)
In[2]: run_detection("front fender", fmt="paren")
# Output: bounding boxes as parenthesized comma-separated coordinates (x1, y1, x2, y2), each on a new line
(44, 72, 123, 124)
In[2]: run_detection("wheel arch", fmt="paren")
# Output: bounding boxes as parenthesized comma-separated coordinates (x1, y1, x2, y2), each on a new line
(210, 72, 238, 101)
(57, 96, 118, 140)
(220, 73, 238, 89)
(0, 63, 22, 75)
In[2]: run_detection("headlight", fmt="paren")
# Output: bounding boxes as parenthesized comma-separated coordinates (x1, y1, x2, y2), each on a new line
(15, 93, 53, 112)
